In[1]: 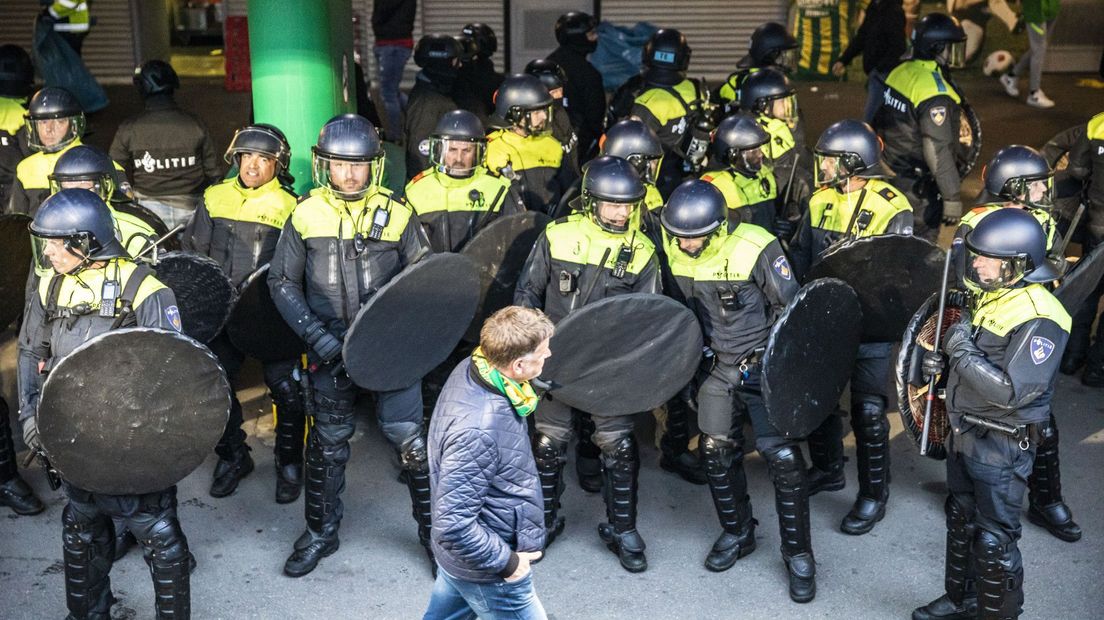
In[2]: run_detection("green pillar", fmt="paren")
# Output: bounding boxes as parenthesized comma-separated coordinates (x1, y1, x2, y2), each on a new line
(247, 0, 355, 195)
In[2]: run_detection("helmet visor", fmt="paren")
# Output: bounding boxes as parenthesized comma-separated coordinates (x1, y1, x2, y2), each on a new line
(765, 93, 798, 123)
(313, 152, 382, 200)
(1006, 174, 1054, 210)
(625, 154, 662, 185)
(814, 152, 857, 187)
(587, 197, 640, 234)
(49, 175, 115, 202)
(517, 104, 554, 136)
(964, 247, 1028, 292)
(429, 136, 486, 177)
(734, 146, 765, 175)
(942, 40, 967, 69)
(27, 114, 85, 153)
(31, 233, 91, 274)
(774, 48, 798, 73)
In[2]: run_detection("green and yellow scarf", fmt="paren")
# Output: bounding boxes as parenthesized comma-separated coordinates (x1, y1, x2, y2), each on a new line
(471, 347, 539, 417)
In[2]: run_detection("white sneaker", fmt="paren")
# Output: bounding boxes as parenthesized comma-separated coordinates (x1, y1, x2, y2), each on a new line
(999, 73, 1020, 97)
(1027, 90, 1055, 109)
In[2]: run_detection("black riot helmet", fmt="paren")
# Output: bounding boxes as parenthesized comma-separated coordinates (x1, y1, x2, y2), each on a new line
(600, 119, 663, 185)
(740, 22, 798, 71)
(737, 68, 797, 123)
(461, 23, 498, 59)
(813, 119, 894, 187)
(494, 74, 554, 136)
(911, 13, 967, 68)
(225, 123, 293, 186)
(581, 155, 646, 234)
(25, 86, 85, 153)
(964, 207, 1059, 290)
(427, 110, 487, 178)
(133, 60, 180, 98)
(711, 113, 770, 176)
(555, 12, 598, 54)
(30, 188, 128, 273)
(0, 44, 34, 99)
(414, 34, 463, 85)
(525, 59, 567, 94)
(660, 179, 727, 239)
(642, 29, 691, 86)
(312, 114, 384, 200)
(49, 145, 117, 201)
(978, 145, 1054, 210)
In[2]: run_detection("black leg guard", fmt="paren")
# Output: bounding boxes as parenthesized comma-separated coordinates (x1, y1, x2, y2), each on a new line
(1027, 415, 1081, 542)
(659, 398, 707, 485)
(598, 435, 647, 573)
(841, 397, 889, 535)
(400, 434, 434, 566)
(574, 413, 602, 493)
(974, 530, 1024, 620)
(62, 504, 114, 620)
(805, 413, 845, 497)
(0, 397, 44, 515)
(765, 445, 815, 604)
(943, 497, 977, 607)
(699, 434, 756, 572)
(135, 516, 191, 619)
(533, 434, 567, 546)
(270, 376, 305, 504)
(209, 396, 254, 499)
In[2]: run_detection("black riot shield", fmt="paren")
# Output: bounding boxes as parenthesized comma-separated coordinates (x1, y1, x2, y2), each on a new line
(343, 253, 479, 391)
(1055, 242, 1104, 315)
(0, 214, 32, 330)
(152, 251, 237, 343)
(762, 278, 862, 438)
(539, 293, 702, 416)
(809, 234, 944, 342)
(895, 293, 966, 460)
(225, 264, 304, 363)
(956, 102, 982, 179)
(460, 212, 552, 342)
(112, 199, 177, 250)
(37, 328, 231, 494)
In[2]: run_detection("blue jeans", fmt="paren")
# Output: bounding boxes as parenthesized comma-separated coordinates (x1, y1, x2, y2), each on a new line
(374, 44, 412, 140)
(423, 568, 547, 620)
(862, 69, 887, 124)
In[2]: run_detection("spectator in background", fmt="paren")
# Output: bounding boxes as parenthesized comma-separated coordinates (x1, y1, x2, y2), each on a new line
(372, 0, 417, 141)
(832, 0, 907, 124)
(41, 0, 91, 56)
(999, 0, 1060, 109)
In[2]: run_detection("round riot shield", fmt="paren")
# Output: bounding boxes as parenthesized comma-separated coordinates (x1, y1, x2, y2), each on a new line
(113, 199, 177, 250)
(956, 103, 982, 179)
(153, 251, 236, 343)
(0, 214, 32, 330)
(762, 278, 862, 438)
(225, 264, 305, 363)
(809, 234, 944, 342)
(460, 212, 551, 342)
(343, 253, 479, 391)
(1055, 242, 1104, 315)
(895, 294, 965, 460)
(37, 328, 231, 494)
(539, 293, 702, 416)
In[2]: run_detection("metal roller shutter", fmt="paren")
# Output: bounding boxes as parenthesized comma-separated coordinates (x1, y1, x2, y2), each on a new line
(599, 0, 790, 83)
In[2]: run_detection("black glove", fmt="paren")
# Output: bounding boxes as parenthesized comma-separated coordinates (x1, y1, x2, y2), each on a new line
(921, 351, 946, 380)
(773, 217, 796, 241)
(304, 322, 343, 363)
(946, 289, 971, 309)
(942, 319, 974, 356)
(21, 417, 39, 452)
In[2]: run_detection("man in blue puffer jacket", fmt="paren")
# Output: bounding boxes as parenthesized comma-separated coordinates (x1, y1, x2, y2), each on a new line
(424, 306, 552, 619)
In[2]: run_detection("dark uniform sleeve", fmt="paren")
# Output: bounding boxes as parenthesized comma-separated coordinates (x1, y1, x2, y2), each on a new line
(884, 209, 915, 235)
(268, 218, 325, 340)
(134, 287, 183, 331)
(1041, 125, 1084, 168)
(1066, 127, 1092, 183)
(180, 196, 214, 255)
(629, 103, 663, 138)
(399, 210, 433, 267)
(198, 121, 221, 185)
(7, 176, 30, 215)
(577, 66, 607, 158)
(109, 120, 132, 174)
(751, 239, 799, 321)
(631, 252, 661, 295)
(948, 317, 1068, 416)
(916, 95, 963, 210)
(789, 208, 816, 282)
(17, 291, 47, 422)
(498, 180, 526, 216)
(513, 232, 552, 309)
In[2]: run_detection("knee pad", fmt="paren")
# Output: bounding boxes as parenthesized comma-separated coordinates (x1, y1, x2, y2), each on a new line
(973, 528, 1009, 567)
(699, 434, 738, 468)
(399, 434, 429, 473)
(1036, 415, 1058, 451)
(601, 434, 639, 470)
(268, 375, 302, 411)
(135, 517, 189, 564)
(533, 434, 567, 469)
(944, 496, 973, 529)
(764, 445, 805, 490)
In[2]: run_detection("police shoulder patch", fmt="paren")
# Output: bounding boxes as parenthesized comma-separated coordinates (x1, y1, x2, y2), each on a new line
(772, 255, 792, 281)
(876, 187, 897, 202)
(410, 170, 428, 184)
(165, 305, 183, 332)
(1029, 336, 1055, 365)
(701, 174, 714, 182)
(929, 106, 948, 126)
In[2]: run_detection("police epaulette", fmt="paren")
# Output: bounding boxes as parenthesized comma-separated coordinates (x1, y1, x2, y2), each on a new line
(411, 170, 429, 184)
(551, 215, 571, 225)
(702, 174, 714, 182)
(967, 206, 990, 215)
(295, 194, 310, 204)
(876, 187, 898, 202)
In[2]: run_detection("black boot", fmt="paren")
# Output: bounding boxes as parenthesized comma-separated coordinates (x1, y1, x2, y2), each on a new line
(974, 530, 1024, 619)
(271, 375, 306, 504)
(0, 398, 45, 515)
(62, 504, 115, 619)
(275, 464, 303, 505)
(141, 516, 191, 619)
(284, 527, 340, 578)
(401, 435, 435, 573)
(700, 435, 756, 572)
(841, 399, 889, 535)
(209, 447, 254, 498)
(805, 413, 845, 496)
(914, 496, 980, 620)
(1027, 416, 1081, 542)
(912, 594, 979, 620)
(575, 413, 603, 493)
(659, 399, 708, 485)
(533, 434, 567, 546)
(285, 409, 349, 578)
(597, 436, 647, 573)
(766, 445, 815, 603)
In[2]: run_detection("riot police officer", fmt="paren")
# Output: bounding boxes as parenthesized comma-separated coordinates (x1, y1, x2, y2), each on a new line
(717, 21, 799, 111)
(182, 124, 306, 504)
(661, 180, 816, 602)
(914, 208, 1068, 620)
(547, 11, 605, 162)
(0, 44, 32, 207)
(525, 58, 579, 174)
(485, 74, 577, 213)
(404, 35, 463, 180)
(268, 114, 433, 577)
(701, 113, 778, 232)
(515, 156, 660, 573)
(19, 189, 190, 618)
(110, 60, 220, 229)
(8, 86, 85, 215)
(1064, 111, 1104, 386)
(792, 120, 913, 536)
(954, 145, 1080, 544)
(404, 110, 524, 253)
(873, 12, 971, 238)
(454, 23, 503, 120)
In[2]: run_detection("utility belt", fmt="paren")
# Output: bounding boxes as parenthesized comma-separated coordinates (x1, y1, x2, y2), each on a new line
(960, 413, 1040, 451)
(708, 347, 765, 387)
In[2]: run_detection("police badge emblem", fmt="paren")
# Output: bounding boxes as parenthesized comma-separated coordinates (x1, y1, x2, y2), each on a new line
(1030, 336, 1055, 365)
(929, 106, 947, 126)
